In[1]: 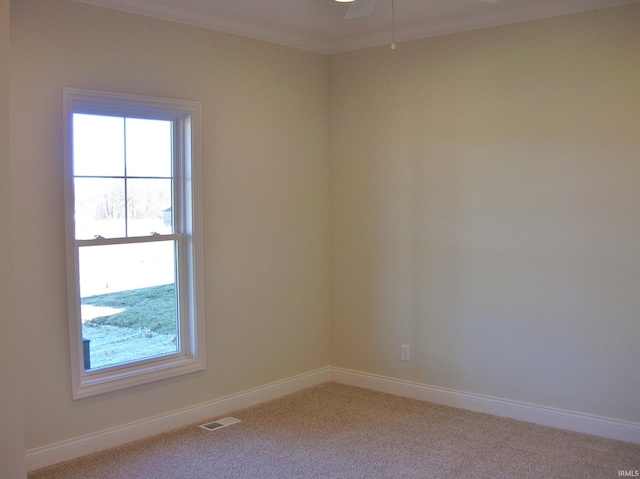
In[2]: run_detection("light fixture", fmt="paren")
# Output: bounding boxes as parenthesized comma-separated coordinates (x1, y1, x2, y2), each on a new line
(334, 0, 355, 3)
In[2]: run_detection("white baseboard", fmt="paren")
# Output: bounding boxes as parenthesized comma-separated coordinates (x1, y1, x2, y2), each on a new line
(329, 367, 640, 445)
(27, 365, 639, 471)
(26, 367, 331, 472)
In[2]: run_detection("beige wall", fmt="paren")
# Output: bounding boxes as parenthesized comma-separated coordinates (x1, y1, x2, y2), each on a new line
(7, 0, 639, 459)
(10, 0, 330, 450)
(1, 1, 27, 477)
(330, 4, 639, 422)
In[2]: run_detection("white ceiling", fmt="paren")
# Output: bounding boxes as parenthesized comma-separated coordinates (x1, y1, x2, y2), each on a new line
(75, 0, 638, 53)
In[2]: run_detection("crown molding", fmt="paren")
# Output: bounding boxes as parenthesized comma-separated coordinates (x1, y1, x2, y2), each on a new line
(75, 0, 639, 54)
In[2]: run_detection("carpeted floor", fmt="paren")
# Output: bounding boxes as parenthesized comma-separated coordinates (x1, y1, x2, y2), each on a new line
(29, 383, 639, 478)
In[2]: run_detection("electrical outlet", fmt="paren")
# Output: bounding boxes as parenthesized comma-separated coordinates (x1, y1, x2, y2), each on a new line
(401, 344, 410, 362)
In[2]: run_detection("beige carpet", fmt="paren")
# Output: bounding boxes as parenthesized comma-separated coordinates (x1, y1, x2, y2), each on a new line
(30, 383, 639, 478)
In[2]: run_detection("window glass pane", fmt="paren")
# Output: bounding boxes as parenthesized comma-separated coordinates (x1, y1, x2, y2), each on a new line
(127, 178, 173, 236)
(125, 118, 172, 178)
(74, 178, 125, 239)
(73, 114, 124, 177)
(79, 241, 178, 370)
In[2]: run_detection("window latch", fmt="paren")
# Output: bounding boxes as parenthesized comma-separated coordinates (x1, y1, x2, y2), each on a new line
(93, 235, 105, 240)
(150, 232, 161, 237)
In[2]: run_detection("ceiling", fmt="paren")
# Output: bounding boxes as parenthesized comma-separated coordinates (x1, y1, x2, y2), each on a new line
(75, 0, 638, 54)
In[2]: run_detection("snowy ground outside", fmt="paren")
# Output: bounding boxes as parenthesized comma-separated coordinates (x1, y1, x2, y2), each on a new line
(82, 322, 177, 369)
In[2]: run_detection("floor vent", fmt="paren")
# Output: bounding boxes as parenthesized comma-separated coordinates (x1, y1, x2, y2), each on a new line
(199, 417, 242, 431)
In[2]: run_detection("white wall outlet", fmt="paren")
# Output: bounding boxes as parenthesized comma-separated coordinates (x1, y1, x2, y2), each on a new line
(401, 344, 410, 362)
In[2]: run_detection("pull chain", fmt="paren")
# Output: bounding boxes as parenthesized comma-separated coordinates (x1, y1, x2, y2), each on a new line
(391, 0, 396, 49)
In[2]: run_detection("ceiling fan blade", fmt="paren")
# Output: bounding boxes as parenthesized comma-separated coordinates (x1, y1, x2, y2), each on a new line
(344, 0, 379, 19)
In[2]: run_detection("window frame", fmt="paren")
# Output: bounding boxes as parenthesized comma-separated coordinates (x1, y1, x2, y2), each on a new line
(63, 88, 205, 399)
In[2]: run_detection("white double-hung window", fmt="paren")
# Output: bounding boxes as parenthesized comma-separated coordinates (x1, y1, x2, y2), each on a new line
(63, 89, 205, 399)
